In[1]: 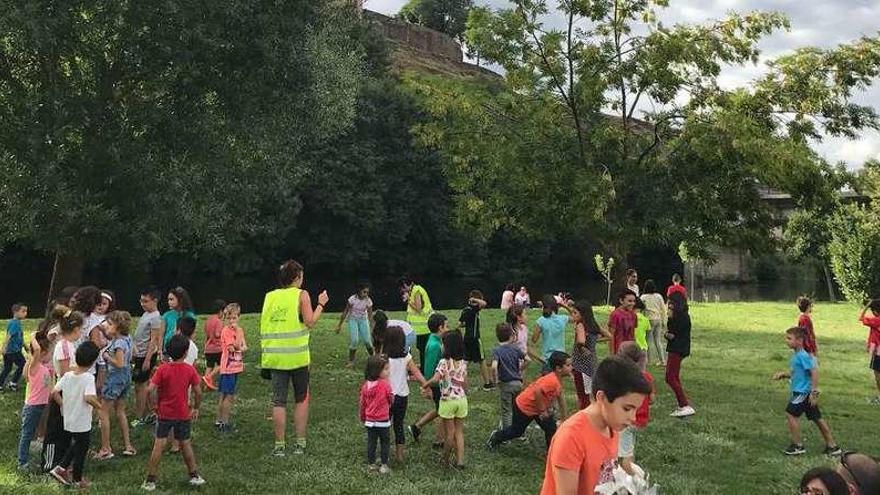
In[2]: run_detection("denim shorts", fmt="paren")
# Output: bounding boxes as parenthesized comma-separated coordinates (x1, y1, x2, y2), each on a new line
(219, 374, 239, 395)
(102, 377, 130, 401)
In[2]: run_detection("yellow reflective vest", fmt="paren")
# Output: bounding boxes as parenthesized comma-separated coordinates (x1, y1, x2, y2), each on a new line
(260, 287, 309, 370)
(407, 284, 433, 336)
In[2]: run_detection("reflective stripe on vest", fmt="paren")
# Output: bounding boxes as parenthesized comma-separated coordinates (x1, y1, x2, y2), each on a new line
(407, 285, 433, 335)
(260, 287, 309, 370)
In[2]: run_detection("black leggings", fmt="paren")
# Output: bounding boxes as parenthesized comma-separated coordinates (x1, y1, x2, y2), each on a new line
(366, 426, 390, 465)
(0, 352, 25, 385)
(60, 431, 90, 482)
(493, 402, 557, 448)
(416, 334, 429, 374)
(391, 395, 408, 445)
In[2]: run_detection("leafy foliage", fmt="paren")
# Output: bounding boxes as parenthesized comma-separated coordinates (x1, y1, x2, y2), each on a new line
(398, 0, 474, 41)
(828, 202, 880, 302)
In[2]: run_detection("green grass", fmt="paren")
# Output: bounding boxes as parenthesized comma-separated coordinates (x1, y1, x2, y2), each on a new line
(0, 302, 877, 494)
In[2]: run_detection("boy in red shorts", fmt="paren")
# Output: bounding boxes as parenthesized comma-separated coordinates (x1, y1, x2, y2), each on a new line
(142, 334, 204, 491)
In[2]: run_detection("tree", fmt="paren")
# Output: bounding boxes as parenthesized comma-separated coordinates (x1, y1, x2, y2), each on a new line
(0, 1, 365, 299)
(408, 0, 880, 270)
(828, 202, 880, 302)
(398, 0, 474, 42)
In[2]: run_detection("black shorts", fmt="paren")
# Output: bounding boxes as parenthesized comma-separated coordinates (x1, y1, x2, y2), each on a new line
(463, 337, 483, 363)
(132, 355, 158, 384)
(786, 394, 822, 421)
(431, 386, 441, 412)
(205, 352, 222, 368)
(272, 368, 309, 406)
(871, 354, 880, 372)
(155, 419, 191, 441)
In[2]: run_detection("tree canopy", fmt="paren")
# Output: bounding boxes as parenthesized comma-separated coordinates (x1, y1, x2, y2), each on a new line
(398, 0, 474, 41)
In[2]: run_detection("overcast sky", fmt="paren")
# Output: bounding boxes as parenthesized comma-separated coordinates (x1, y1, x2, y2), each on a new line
(365, 0, 880, 169)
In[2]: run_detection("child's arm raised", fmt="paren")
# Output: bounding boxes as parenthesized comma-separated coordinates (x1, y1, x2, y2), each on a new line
(470, 297, 488, 309)
(24, 337, 41, 378)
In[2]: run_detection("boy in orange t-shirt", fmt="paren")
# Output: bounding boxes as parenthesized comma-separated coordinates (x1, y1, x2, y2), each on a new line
(540, 356, 652, 495)
(486, 351, 571, 450)
(216, 304, 246, 432)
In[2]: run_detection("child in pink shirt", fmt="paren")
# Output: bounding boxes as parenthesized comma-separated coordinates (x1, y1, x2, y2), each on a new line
(216, 304, 246, 432)
(18, 334, 53, 470)
(359, 355, 393, 474)
(201, 299, 226, 391)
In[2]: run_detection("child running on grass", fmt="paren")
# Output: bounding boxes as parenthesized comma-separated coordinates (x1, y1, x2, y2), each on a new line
(458, 289, 492, 390)
(492, 323, 524, 429)
(384, 326, 427, 463)
(798, 296, 819, 360)
(422, 330, 469, 468)
(142, 334, 205, 491)
(410, 313, 449, 449)
(858, 299, 880, 404)
(359, 355, 393, 474)
(202, 299, 226, 391)
(487, 351, 572, 451)
(540, 356, 652, 494)
(773, 326, 842, 457)
(217, 303, 246, 432)
(1, 302, 28, 391)
(571, 301, 612, 410)
(616, 342, 654, 477)
(49, 342, 101, 489)
(95, 311, 136, 460)
(337, 283, 375, 368)
(17, 333, 52, 471)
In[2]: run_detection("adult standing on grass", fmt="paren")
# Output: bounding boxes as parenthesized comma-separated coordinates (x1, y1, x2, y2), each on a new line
(261, 260, 329, 457)
(162, 287, 196, 349)
(625, 269, 640, 297)
(665, 292, 695, 418)
(500, 284, 516, 311)
(399, 276, 433, 373)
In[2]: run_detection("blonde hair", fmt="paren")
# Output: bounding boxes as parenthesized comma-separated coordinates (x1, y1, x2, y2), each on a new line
(106, 310, 132, 336)
(223, 303, 241, 325)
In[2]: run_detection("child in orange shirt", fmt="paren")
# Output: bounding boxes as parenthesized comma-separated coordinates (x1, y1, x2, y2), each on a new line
(540, 356, 651, 495)
(486, 351, 571, 450)
(216, 304, 246, 432)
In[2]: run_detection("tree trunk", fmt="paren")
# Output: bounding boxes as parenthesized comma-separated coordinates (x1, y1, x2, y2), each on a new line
(46, 252, 85, 308)
(822, 262, 836, 303)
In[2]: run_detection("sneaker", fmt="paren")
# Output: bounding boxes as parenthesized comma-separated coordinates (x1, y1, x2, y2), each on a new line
(869, 396, 880, 406)
(141, 480, 157, 491)
(482, 383, 494, 391)
(17, 463, 28, 472)
(202, 375, 217, 391)
(50, 466, 71, 486)
(368, 464, 379, 472)
(784, 444, 806, 456)
(144, 414, 157, 425)
(189, 475, 206, 486)
(485, 430, 499, 449)
(272, 445, 286, 457)
(292, 443, 305, 455)
(670, 405, 696, 418)
(8, 383, 18, 392)
(379, 464, 391, 475)
(130, 418, 144, 428)
(409, 424, 421, 442)
(824, 445, 843, 457)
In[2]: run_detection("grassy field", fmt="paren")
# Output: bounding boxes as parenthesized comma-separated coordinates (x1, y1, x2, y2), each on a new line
(0, 302, 877, 494)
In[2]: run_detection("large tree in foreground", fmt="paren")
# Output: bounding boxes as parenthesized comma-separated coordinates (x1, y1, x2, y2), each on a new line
(409, 0, 880, 266)
(0, 1, 365, 296)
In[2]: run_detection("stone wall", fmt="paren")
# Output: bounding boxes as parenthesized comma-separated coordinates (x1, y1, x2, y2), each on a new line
(364, 10, 463, 62)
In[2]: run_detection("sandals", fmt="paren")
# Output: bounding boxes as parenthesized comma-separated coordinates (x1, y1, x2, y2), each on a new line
(92, 450, 115, 461)
(122, 448, 137, 457)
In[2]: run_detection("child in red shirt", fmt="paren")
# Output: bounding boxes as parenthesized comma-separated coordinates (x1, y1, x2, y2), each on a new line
(143, 334, 204, 491)
(201, 299, 226, 391)
(666, 273, 688, 300)
(859, 299, 880, 404)
(217, 303, 246, 432)
(616, 342, 654, 477)
(359, 355, 393, 474)
(797, 297, 818, 358)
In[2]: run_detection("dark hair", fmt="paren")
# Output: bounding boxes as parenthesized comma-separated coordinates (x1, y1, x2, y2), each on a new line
(643, 280, 657, 294)
(428, 313, 447, 333)
(787, 326, 807, 341)
(141, 286, 161, 302)
(75, 341, 99, 368)
(506, 304, 525, 327)
(505, 283, 515, 292)
(364, 354, 387, 381)
(668, 292, 689, 316)
(384, 326, 407, 359)
(548, 351, 570, 371)
(542, 294, 558, 317)
(53, 286, 78, 308)
(278, 260, 304, 287)
(372, 310, 389, 351)
(572, 300, 600, 335)
(106, 311, 132, 336)
(168, 287, 193, 313)
(99, 290, 116, 312)
(799, 467, 849, 495)
(672, 273, 682, 283)
(634, 298, 646, 311)
(398, 275, 414, 289)
(496, 322, 514, 343)
(166, 334, 190, 361)
(617, 290, 637, 306)
(626, 269, 637, 278)
(11, 303, 26, 314)
(617, 341, 646, 367)
(442, 330, 465, 360)
(469, 289, 484, 300)
(211, 299, 227, 314)
(593, 356, 652, 401)
(60, 310, 85, 335)
(31, 333, 51, 355)
(71, 286, 100, 314)
(840, 452, 880, 494)
(177, 316, 196, 338)
(869, 299, 880, 314)
(797, 296, 812, 313)
(356, 281, 370, 293)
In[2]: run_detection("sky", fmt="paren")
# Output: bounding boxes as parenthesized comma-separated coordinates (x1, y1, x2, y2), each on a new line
(365, 0, 880, 169)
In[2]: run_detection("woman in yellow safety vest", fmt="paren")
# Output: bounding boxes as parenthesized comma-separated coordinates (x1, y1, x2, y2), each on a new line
(260, 260, 329, 457)
(398, 275, 433, 374)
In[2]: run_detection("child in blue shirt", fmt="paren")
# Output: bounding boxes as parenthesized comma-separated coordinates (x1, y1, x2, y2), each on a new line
(1, 303, 28, 391)
(773, 326, 842, 457)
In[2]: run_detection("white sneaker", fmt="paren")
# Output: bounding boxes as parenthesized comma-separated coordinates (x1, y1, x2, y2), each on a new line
(189, 475, 206, 486)
(141, 481, 157, 491)
(671, 405, 696, 417)
(379, 464, 390, 475)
